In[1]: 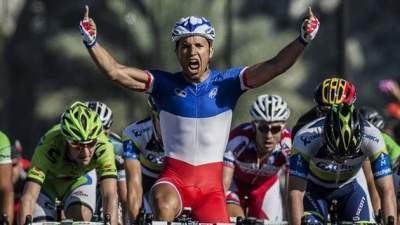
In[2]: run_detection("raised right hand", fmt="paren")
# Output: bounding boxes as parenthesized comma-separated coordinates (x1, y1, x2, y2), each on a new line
(79, 5, 97, 48)
(300, 7, 320, 44)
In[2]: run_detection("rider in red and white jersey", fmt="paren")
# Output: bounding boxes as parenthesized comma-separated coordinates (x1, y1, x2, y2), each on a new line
(223, 94, 291, 222)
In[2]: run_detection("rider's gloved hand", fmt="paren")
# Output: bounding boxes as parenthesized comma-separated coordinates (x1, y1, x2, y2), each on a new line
(299, 7, 320, 45)
(79, 5, 97, 48)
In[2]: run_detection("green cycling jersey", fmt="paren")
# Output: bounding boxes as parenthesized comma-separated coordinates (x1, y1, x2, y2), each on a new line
(27, 125, 117, 200)
(383, 132, 400, 170)
(0, 130, 11, 164)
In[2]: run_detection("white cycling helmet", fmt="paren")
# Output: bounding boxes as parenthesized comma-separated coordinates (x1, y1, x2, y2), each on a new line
(171, 16, 215, 42)
(85, 101, 113, 129)
(250, 94, 290, 122)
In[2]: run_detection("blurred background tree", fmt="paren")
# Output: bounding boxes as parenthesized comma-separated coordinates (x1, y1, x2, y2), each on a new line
(1, 0, 399, 158)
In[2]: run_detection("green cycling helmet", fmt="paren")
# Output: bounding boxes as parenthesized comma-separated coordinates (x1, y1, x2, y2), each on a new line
(60, 101, 103, 143)
(324, 104, 364, 161)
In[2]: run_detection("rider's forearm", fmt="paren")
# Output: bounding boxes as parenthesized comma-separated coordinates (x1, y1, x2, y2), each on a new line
(18, 194, 35, 225)
(0, 188, 14, 224)
(127, 188, 142, 223)
(270, 38, 305, 75)
(88, 43, 121, 80)
(288, 190, 304, 225)
(244, 38, 305, 88)
(117, 184, 128, 225)
(381, 191, 397, 223)
(103, 192, 118, 225)
(88, 43, 149, 91)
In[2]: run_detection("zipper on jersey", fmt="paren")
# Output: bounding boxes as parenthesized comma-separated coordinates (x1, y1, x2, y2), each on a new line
(250, 157, 262, 185)
(334, 161, 341, 185)
(194, 83, 199, 166)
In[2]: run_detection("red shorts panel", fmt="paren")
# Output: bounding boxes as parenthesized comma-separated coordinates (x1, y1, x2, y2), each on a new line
(154, 157, 229, 223)
(227, 175, 279, 219)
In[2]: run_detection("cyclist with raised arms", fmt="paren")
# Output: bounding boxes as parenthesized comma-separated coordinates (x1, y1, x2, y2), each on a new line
(223, 94, 291, 221)
(292, 77, 357, 138)
(0, 131, 14, 225)
(18, 102, 118, 225)
(122, 96, 164, 223)
(288, 104, 396, 225)
(79, 5, 319, 222)
(85, 101, 127, 224)
(359, 107, 400, 221)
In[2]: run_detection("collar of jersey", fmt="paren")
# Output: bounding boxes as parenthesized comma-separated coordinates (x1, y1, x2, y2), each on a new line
(179, 70, 214, 89)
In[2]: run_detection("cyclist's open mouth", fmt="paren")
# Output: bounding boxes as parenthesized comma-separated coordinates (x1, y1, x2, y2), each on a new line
(188, 59, 200, 71)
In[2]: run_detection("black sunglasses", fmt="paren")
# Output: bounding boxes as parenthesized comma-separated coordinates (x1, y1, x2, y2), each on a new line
(256, 123, 283, 134)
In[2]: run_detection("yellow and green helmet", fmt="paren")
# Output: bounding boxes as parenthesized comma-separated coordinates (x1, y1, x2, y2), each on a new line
(60, 101, 103, 143)
(324, 104, 364, 160)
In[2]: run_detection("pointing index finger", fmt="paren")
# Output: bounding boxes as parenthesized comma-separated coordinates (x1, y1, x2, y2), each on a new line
(84, 5, 89, 20)
(308, 6, 314, 18)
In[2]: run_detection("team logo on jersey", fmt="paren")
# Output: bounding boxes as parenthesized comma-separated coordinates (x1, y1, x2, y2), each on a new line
(209, 87, 218, 99)
(362, 133, 379, 143)
(315, 161, 354, 173)
(174, 88, 187, 97)
(133, 128, 150, 137)
(300, 133, 320, 146)
(123, 140, 134, 152)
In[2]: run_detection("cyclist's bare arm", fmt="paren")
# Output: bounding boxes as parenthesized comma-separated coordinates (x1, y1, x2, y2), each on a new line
(100, 178, 118, 225)
(244, 38, 305, 88)
(88, 44, 149, 91)
(125, 160, 143, 223)
(117, 180, 128, 224)
(18, 181, 41, 225)
(375, 175, 397, 223)
(288, 176, 307, 225)
(0, 164, 13, 224)
(244, 7, 317, 88)
(81, 6, 149, 92)
(222, 165, 234, 194)
(362, 160, 381, 214)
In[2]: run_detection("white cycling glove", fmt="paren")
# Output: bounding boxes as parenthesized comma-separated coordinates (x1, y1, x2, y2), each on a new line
(79, 18, 97, 48)
(299, 9, 320, 45)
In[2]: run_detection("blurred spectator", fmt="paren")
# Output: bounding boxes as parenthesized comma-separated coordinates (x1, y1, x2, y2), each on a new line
(11, 140, 30, 223)
(379, 79, 400, 119)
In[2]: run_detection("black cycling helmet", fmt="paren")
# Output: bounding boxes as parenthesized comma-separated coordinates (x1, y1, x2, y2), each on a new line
(314, 78, 357, 107)
(324, 104, 364, 161)
(359, 107, 385, 130)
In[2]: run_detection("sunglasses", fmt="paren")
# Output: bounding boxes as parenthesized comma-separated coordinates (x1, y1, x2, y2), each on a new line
(255, 123, 283, 134)
(67, 140, 97, 150)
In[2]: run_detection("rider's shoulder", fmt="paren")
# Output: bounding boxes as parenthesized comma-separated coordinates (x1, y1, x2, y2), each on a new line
(361, 120, 385, 147)
(293, 117, 324, 151)
(212, 66, 247, 80)
(123, 117, 153, 139)
(146, 69, 173, 76)
(281, 128, 292, 140)
(229, 122, 254, 140)
(108, 132, 122, 142)
(37, 125, 65, 147)
(0, 130, 9, 142)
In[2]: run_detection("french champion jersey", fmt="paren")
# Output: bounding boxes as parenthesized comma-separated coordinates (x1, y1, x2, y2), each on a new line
(146, 67, 249, 166)
(123, 118, 165, 178)
(290, 117, 392, 188)
(0, 131, 11, 164)
(223, 123, 291, 187)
